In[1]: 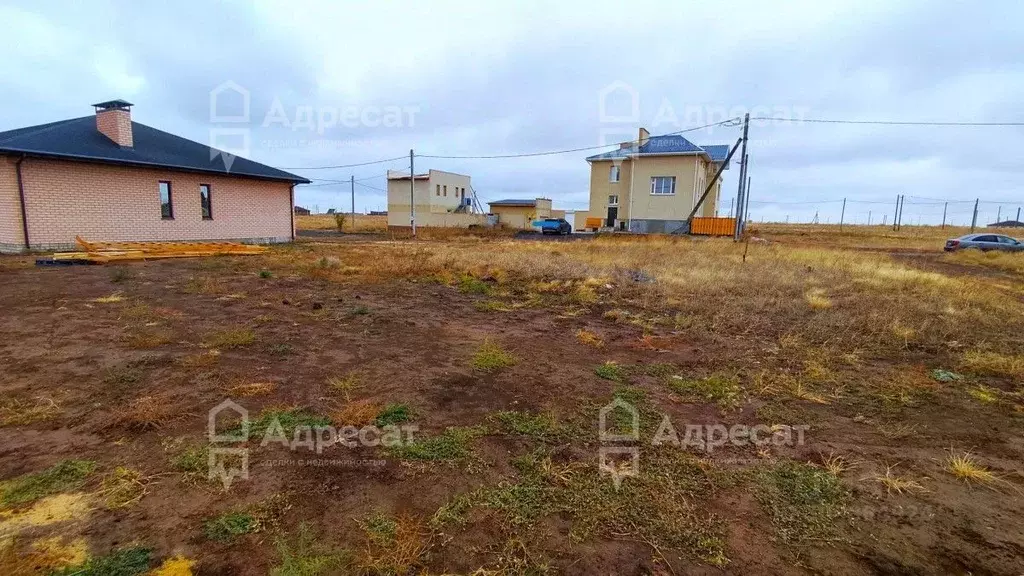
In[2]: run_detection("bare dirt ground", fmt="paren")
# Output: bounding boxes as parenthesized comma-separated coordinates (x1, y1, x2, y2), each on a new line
(0, 232, 1022, 575)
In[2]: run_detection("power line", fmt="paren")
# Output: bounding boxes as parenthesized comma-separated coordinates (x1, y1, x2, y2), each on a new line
(417, 118, 741, 160)
(278, 155, 408, 170)
(354, 181, 386, 192)
(751, 117, 1024, 127)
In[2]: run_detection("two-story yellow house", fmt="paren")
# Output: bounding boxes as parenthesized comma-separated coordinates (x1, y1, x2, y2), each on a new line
(585, 128, 731, 233)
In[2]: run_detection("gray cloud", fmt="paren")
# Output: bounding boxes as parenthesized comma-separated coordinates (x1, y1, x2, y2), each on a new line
(1, 0, 1021, 222)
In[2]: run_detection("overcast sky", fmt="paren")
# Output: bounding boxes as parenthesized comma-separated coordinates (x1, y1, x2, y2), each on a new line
(2, 0, 1022, 225)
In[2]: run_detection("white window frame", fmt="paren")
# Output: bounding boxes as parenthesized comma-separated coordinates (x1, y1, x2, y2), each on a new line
(609, 165, 620, 183)
(608, 194, 619, 206)
(650, 176, 676, 195)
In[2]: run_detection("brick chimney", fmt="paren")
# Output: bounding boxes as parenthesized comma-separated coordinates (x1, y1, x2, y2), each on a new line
(638, 127, 650, 148)
(92, 100, 134, 147)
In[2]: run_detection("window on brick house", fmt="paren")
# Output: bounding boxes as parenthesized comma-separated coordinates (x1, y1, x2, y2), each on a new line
(443, 185, 447, 197)
(436, 184, 440, 196)
(200, 184, 212, 220)
(159, 181, 173, 219)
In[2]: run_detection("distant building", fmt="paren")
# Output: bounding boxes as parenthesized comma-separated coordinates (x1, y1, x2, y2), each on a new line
(386, 169, 484, 228)
(584, 127, 730, 233)
(293, 206, 311, 216)
(369, 210, 388, 216)
(989, 220, 1024, 228)
(488, 198, 553, 229)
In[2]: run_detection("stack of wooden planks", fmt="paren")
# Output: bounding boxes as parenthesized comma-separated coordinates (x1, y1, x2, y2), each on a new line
(37, 236, 268, 265)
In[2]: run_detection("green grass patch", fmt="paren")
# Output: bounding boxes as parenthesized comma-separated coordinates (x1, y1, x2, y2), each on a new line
(204, 511, 257, 542)
(755, 460, 848, 543)
(471, 340, 516, 373)
(594, 361, 626, 382)
(437, 448, 728, 565)
(241, 409, 333, 439)
(667, 373, 742, 409)
(52, 546, 152, 576)
(374, 403, 411, 427)
(170, 443, 209, 479)
(489, 410, 558, 439)
(360, 511, 398, 543)
(272, 523, 351, 576)
(458, 274, 492, 295)
(0, 459, 96, 508)
(387, 426, 486, 461)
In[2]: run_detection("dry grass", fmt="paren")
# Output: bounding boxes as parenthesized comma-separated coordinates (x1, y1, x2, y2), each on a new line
(574, 328, 604, 348)
(942, 248, 1024, 275)
(961, 350, 1024, 379)
(205, 327, 256, 349)
(332, 399, 381, 427)
(125, 327, 174, 349)
(873, 465, 926, 495)
(180, 349, 221, 368)
(227, 381, 277, 397)
(752, 222, 1022, 251)
(327, 374, 362, 401)
(115, 395, 179, 430)
(246, 235, 1023, 359)
(820, 453, 853, 477)
(357, 512, 427, 575)
(0, 397, 60, 426)
(944, 450, 997, 485)
(296, 213, 388, 232)
(804, 287, 833, 310)
(92, 292, 124, 303)
(98, 466, 153, 508)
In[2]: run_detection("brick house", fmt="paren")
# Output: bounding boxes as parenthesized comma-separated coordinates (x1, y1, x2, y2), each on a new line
(0, 100, 309, 253)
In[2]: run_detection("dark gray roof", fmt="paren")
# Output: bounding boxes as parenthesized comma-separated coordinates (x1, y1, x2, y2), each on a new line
(489, 199, 537, 207)
(0, 116, 309, 184)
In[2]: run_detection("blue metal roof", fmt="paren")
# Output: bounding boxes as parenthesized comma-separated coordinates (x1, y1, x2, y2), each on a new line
(0, 116, 309, 183)
(586, 135, 731, 168)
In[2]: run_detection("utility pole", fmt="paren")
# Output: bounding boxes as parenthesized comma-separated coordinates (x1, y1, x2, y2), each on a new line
(868, 211, 872, 225)
(970, 198, 979, 232)
(409, 149, 416, 237)
(892, 195, 900, 231)
(729, 197, 734, 218)
(733, 113, 750, 241)
(996, 206, 1002, 223)
(1017, 207, 1021, 223)
(350, 175, 355, 232)
(897, 195, 905, 230)
(839, 198, 846, 231)
(941, 202, 947, 229)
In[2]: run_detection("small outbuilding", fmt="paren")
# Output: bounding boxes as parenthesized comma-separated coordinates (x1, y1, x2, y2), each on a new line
(487, 198, 553, 229)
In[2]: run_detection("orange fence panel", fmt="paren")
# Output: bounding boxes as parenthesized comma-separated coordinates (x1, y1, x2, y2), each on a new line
(690, 217, 735, 236)
(584, 217, 604, 230)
